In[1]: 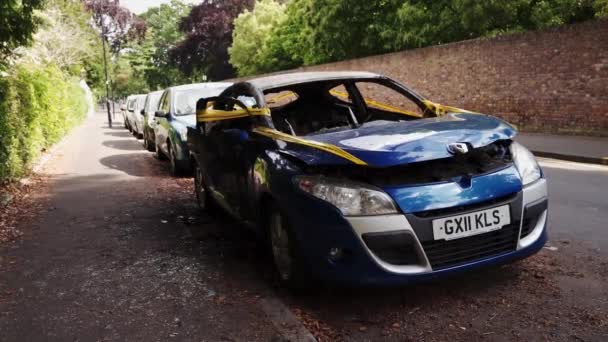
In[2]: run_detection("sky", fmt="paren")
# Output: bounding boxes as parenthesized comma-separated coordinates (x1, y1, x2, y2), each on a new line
(121, 0, 198, 14)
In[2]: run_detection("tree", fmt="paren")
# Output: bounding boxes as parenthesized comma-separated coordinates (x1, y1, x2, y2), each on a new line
(138, 0, 192, 89)
(82, 0, 146, 54)
(252, 0, 603, 71)
(169, 0, 254, 80)
(229, 0, 287, 76)
(0, 0, 45, 67)
(83, 0, 146, 125)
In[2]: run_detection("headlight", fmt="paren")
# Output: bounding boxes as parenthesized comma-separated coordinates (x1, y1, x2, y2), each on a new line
(510, 142, 541, 185)
(295, 176, 398, 216)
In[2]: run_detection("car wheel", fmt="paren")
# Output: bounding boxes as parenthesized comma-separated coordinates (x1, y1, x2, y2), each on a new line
(168, 143, 181, 176)
(194, 162, 217, 210)
(144, 131, 155, 152)
(194, 163, 207, 209)
(268, 206, 310, 291)
(154, 141, 166, 160)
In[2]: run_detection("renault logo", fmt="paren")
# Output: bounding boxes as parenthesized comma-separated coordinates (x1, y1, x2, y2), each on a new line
(447, 142, 469, 155)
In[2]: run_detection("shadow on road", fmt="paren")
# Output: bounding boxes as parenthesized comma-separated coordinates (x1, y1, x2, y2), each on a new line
(99, 153, 168, 177)
(102, 139, 144, 151)
(104, 131, 133, 138)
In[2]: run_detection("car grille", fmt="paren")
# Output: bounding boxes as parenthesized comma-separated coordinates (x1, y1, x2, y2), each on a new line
(421, 222, 520, 270)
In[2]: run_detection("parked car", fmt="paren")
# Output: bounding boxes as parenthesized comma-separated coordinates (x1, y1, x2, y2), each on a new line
(154, 82, 231, 175)
(121, 95, 136, 130)
(142, 90, 164, 152)
(129, 94, 147, 139)
(187, 71, 548, 290)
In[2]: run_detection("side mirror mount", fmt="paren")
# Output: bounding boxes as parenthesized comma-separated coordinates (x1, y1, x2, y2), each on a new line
(140, 109, 145, 116)
(120, 105, 126, 111)
(155, 110, 167, 118)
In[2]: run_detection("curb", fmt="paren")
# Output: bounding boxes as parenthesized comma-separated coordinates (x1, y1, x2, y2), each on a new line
(259, 296, 317, 342)
(531, 150, 608, 166)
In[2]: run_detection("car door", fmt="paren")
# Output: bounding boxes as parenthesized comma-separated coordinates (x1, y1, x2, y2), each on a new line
(155, 90, 171, 154)
(222, 91, 266, 219)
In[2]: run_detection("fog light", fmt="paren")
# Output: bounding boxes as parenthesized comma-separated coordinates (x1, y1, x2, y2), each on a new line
(328, 247, 343, 262)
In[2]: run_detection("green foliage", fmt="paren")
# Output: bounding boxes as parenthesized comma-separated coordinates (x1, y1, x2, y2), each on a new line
(230, 0, 288, 76)
(0, 0, 45, 67)
(0, 64, 87, 181)
(110, 0, 192, 94)
(112, 56, 149, 97)
(596, 0, 608, 16)
(232, 0, 604, 74)
(138, 0, 192, 89)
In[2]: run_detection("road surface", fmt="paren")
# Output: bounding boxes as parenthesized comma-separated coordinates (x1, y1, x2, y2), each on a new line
(1, 112, 606, 341)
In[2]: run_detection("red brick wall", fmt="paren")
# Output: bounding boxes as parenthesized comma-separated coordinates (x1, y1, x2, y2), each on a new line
(252, 20, 608, 136)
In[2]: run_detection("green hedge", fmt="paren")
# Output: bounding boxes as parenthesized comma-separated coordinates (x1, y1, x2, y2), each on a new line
(0, 64, 87, 181)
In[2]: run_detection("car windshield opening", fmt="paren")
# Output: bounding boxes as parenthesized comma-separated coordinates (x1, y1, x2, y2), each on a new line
(265, 79, 427, 136)
(174, 89, 212, 116)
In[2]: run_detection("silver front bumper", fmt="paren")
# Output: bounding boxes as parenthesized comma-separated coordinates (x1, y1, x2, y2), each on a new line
(346, 178, 548, 275)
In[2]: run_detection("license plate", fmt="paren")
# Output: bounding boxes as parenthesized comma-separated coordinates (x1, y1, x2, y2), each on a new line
(432, 205, 511, 241)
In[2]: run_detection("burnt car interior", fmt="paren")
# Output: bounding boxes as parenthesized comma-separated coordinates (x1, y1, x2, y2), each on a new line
(264, 79, 430, 137)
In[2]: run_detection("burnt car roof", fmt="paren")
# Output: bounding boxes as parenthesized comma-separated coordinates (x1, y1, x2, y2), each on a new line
(244, 71, 384, 90)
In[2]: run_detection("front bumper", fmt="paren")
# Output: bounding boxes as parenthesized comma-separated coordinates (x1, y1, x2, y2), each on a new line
(281, 178, 548, 286)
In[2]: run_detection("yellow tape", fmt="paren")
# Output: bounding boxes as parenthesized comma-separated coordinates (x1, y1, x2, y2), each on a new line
(197, 103, 271, 122)
(422, 100, 476, 116)
(252, 126, 368, 166)
(329, 90, 422, 118)
(266, 91, 298, 105)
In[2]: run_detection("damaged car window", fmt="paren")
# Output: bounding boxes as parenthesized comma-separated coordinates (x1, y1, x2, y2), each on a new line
(265, 82, 363, 137)
(265, 80, 428, 137)
(354, 81, 424, 119)
(265, 90, 299, 108)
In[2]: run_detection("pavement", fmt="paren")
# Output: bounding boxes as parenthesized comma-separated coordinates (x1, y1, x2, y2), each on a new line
(1, 112, 607, 341)
(517, 132, 608, 165)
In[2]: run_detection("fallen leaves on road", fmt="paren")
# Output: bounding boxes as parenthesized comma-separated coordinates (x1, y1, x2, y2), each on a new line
(0, 176, 48, 244)
(292, 307, 340, 342)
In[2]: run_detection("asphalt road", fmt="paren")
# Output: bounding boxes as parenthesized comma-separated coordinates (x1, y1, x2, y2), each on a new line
(538, 158, 608, 250)
(1, 112, 606, 341)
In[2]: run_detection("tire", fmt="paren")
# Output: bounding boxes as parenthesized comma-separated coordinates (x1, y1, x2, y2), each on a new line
(194, 161, 218, 212)
(168, 143, 182, 176)
(267, 205, 311, 292)
(143, 131, 155, 152)
(154, 141, 166, 160)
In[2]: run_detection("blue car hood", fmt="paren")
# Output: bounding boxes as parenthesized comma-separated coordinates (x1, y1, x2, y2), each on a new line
(288, 113, 516, 168)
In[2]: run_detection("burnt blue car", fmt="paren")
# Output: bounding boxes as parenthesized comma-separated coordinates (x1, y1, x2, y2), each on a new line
(154, 83, 231, 175)
(187, 72, 548, 289)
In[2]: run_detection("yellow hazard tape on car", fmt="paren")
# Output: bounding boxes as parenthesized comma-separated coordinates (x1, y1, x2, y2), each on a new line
(252, 126, 368, 166)
(422, 100, 476, 116)
(329, 90, 422, 118)
(197, 102, 271, 122)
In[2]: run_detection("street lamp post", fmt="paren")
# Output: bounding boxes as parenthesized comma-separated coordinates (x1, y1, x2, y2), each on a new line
(101, 22, 113, 128)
